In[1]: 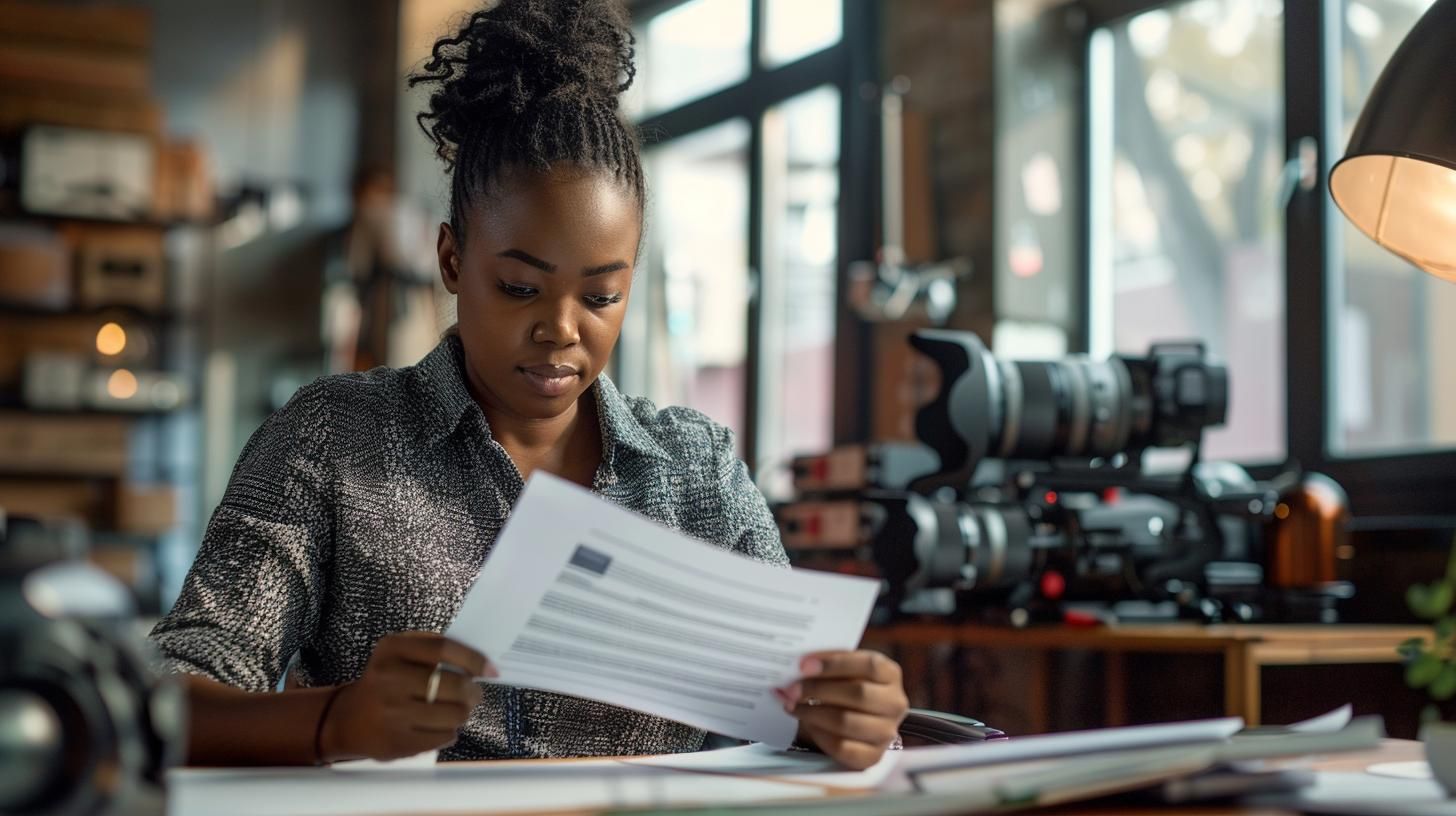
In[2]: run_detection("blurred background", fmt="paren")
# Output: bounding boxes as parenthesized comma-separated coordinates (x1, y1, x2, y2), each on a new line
(2, 0, 1454, 738)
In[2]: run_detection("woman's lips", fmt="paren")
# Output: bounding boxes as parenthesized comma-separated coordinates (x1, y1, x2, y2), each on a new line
(519, 365, 580, 398)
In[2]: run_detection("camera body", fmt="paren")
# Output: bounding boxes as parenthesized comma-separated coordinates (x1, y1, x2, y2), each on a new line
(777, 331, 1349, 624)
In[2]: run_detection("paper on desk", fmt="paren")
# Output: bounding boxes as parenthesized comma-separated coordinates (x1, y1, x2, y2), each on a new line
(169, 762, 826, 816)
(626, 742, 901, 789)
(899, 716, 1244, 774)
(1290, 704, 1354, 733)
(446, 472, 880, 747)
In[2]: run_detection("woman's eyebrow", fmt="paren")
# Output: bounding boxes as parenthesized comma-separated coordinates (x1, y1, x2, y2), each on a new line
(498, 248, 556, 273)
(498, 249, 627, 277)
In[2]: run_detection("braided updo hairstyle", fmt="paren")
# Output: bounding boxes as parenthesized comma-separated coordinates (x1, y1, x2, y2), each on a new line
(409, 0, 644, 242)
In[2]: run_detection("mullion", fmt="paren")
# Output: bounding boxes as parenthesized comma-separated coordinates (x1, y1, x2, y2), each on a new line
(634, 0, 853, 473)
(1283, 0, 1332, 480)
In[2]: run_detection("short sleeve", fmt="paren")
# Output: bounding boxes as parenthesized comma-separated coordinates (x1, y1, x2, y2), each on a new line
(148, 382, 335, 692)
(708, 425, 790, 569)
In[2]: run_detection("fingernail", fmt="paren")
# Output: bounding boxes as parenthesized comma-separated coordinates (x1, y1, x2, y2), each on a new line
(771, 688, 787, 704)
(800, 658, 823, 677)
(484, 664, 500, 679)
(784, 682, 802, 702)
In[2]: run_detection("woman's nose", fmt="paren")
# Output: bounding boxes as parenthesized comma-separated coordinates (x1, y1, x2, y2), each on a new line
(531, 301, 581, 347)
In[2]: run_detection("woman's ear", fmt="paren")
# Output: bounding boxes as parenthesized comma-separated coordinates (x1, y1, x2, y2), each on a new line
(437, 222, 462, 295)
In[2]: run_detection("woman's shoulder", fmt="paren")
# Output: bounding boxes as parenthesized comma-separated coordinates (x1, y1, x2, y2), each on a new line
(263, 363, 426, 448)
(601, 379, 735, 459)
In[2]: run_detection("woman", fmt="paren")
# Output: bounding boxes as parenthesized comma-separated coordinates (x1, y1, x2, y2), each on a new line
(151, 0, 909, 770)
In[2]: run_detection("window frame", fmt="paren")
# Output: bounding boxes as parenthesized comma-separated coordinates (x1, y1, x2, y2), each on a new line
(1073, 0, 1456, 524)
(628, 0, 879, 472)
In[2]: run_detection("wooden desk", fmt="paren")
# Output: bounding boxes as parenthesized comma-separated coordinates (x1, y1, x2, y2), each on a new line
(864, 623, 1431, 729)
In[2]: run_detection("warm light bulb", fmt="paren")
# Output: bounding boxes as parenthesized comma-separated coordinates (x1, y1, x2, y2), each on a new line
(96, 323, 127, 356)
(107, 369, 139, 400)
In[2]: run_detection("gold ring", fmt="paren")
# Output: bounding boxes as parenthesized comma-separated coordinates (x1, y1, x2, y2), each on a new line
(804, 696, 823, 707)
(425, 666, 443, 704)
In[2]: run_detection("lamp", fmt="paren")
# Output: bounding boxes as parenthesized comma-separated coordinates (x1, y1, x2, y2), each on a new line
(1330, 0, 1456, 281)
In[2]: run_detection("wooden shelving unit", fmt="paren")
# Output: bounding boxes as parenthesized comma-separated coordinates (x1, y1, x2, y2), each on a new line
(0, 0, 215, 613)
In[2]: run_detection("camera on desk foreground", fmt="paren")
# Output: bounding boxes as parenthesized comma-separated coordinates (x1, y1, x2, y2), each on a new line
(0, 514, 180, 816)
(777, 330, 1352, 626)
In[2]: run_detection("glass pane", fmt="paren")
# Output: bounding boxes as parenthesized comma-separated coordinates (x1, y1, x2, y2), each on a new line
(762, 0, 842, 68)
(623, 120, 752, 451)
(759, 86, 840, 498)
(1332, 0, 1448, 455)
(630, 0, 750, 117)
(1089, 0, 1286, 463)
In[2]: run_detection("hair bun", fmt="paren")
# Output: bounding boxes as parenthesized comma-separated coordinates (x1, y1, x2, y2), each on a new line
(411, 0, 636, 166)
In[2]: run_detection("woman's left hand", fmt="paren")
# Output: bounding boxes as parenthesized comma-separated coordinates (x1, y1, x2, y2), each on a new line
(773, 650, 910, 770)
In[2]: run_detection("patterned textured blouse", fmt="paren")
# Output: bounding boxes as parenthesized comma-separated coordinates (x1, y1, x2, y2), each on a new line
(149, 334, 790, 760)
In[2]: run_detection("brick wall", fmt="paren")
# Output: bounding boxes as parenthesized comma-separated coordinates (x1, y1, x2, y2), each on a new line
(880, 0, 997, 338)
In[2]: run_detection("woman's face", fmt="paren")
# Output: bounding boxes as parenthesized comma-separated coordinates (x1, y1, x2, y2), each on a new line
(438, 166, 641, 422)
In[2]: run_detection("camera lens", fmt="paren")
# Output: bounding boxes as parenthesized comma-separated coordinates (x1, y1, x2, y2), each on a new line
(907, 331, 1227, 490)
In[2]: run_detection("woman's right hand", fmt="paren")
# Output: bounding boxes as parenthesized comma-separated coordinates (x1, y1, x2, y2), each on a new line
(319, 631, 495, 762)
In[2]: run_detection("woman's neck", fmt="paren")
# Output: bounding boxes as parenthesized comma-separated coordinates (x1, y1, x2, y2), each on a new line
(472, 383, 602, 488)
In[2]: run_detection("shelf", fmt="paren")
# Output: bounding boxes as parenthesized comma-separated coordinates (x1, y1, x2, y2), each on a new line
(0, 208, 216, 231)
(0, 301, 197, 323)
(0, 402, 188, 419)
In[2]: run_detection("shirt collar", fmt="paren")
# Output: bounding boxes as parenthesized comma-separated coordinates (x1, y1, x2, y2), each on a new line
(416, 334, 672, 463)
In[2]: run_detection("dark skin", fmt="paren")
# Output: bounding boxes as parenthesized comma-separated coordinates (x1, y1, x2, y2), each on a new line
(181, 165, 907, 770)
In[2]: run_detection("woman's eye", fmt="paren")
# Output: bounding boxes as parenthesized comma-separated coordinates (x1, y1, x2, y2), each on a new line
(585, 294, 623, 309)
(498, 282, 537, 298)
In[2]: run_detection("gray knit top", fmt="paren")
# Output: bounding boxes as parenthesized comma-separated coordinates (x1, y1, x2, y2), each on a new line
(149, 334, 789, 760)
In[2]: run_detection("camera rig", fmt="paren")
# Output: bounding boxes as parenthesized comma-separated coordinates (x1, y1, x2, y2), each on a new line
(776, 331, 1351, 625)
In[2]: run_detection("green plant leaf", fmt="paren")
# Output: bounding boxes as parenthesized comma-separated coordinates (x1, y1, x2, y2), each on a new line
(1408, 653, 1444, 688)
(1398, 639, 1426, 660)
(1439, 617, 1456, 642)
(1408, 582, 1455, 620)
(1433, 664, 1456, 701)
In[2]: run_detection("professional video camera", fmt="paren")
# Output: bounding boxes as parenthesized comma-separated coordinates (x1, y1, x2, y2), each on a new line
(777, 331, 1350, 625)
(0, 514, 181, 815)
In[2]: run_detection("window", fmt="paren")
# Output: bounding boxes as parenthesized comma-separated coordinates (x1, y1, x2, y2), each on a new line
(762, 0, 842, 67)
(1077, 0, 1456, 515)
(622, 0, 868, 482)
(628, 121, 753, 449)
(633, 0, 751, 117)
(1333, 0, 1448, 455)
(758, 85, 841, 495)
(1089, 0, 1286, 463)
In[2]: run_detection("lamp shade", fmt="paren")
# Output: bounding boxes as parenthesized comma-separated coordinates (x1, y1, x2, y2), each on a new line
(1330, 0, 1456, 281)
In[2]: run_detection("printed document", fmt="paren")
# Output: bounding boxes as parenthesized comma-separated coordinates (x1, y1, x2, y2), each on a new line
(446, 472, 880, 747)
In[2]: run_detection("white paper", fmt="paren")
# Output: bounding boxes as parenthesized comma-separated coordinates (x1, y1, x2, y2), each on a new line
(168, 762, 825, 816)
(1289, 704, 1354, 734)
(899, 716, 1244, 774)
(330, 750, 439, 771)
(627, 742, 902, 789)
(446, 472, 881, 747)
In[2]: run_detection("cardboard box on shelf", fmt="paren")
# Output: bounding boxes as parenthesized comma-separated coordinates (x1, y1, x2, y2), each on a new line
(0, 92, 164, 139)
(0, 316, 104, 388)
(0, 412, 130, 476)
(63, 224, 167, 311)
(89, 545, 152, 592)
(113, 483, 176, 535)
(0, 225, 70, 309)
(0, 0, 151, 54)
(153, 140, 215, 223)
(0, 41, 150, 100)
(0, 478, 103, 525)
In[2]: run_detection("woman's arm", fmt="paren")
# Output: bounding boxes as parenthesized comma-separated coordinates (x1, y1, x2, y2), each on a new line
(181, 632, 492, 765)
